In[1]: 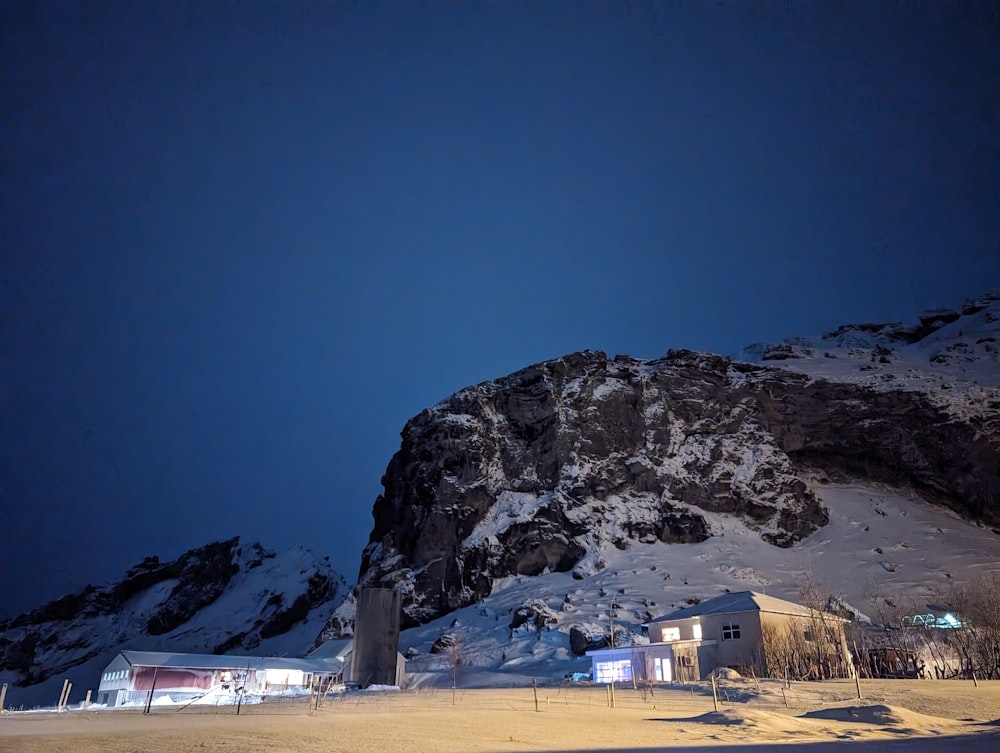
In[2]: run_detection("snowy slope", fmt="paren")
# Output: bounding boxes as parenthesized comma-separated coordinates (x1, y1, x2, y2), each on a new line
(398, 480, 1000, 686)
(739, 291, 1000, 417)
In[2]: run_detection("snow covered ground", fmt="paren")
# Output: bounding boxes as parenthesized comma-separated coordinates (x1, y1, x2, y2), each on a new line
(398, 479, 1000, 684)
(737, 291, 1000, 419)
(3, 680, 999, 752)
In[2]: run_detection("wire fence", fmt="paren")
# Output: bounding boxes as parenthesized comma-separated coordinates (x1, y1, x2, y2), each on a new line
(140, 677, 874, 717)
(29, 676, 904, 719)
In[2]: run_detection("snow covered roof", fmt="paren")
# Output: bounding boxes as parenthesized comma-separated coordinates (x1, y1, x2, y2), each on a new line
(117, 650, 343, 673)
(650, 591, 823, 622)
(307, 638, 354, 659)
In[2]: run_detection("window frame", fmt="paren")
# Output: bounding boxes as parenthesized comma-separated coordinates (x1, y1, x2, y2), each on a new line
(661, 626, 681, 642)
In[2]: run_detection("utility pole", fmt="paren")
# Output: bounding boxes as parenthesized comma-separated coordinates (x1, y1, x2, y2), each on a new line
(144, 668, 159, 715)
(236, 661, 251, 715)
(608, 601, 616, 709)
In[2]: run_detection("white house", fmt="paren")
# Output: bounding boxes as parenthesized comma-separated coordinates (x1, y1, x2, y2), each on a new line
(588, 590, 852, 683)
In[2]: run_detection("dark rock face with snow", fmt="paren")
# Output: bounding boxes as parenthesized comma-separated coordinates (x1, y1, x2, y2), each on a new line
(354, 294, 1000, 629)
(0, 537, 344, 697)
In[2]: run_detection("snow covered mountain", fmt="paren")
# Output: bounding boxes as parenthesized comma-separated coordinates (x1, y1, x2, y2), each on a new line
(326, 292, 999, 647)
(0, 537, 346, 709)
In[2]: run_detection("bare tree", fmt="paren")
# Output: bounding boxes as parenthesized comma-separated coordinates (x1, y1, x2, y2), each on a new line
(936, 571, 1000, 680)
(797, 568, 850, 679)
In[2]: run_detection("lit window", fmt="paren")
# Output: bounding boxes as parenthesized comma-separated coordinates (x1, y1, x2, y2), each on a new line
(722, 623, 741, 640)
(653, 657, 672, 682)
(594, 659, 633, 683)
(661, 626, 680, 642)
(692, 623, 702, 640)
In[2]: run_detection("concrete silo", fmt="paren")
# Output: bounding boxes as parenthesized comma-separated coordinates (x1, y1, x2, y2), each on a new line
(350, 587, 402, 687)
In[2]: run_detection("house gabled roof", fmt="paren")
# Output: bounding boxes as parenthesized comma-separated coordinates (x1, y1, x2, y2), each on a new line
(649, 591, 829, 622)
(116, 650, 343, 673)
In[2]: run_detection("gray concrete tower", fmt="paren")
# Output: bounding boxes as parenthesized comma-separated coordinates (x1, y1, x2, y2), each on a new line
(350, 587, 402, 687)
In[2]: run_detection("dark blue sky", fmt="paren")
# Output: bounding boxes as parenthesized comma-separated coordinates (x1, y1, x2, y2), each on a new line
(2, 1, 998, 617)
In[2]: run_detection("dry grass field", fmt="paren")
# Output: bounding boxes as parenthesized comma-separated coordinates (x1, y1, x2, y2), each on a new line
(2, 679, 999, 752)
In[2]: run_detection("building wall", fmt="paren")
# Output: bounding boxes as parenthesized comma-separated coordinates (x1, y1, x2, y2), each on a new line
(588, 642, 713, 684)
(628, 646, 675, 682)
(700, 612, 766, 669)
(696, 643, 718, 679)
(649, 617, 702, 642)
(98, 654, 133, 706)
(131, 666, 218, 692)
(672, 643, 701, 683)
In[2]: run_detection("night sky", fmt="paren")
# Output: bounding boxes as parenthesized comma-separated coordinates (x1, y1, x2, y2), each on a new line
(2, 1, 998, 618)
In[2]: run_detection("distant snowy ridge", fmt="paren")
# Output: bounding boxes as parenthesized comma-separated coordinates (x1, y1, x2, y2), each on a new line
(0, 537, 346, 708)
(739, 290, 1000, 410)
(332, 293, 1000, 636)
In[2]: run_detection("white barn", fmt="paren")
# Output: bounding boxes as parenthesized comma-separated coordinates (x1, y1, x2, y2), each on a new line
(97, 650, 344, 707)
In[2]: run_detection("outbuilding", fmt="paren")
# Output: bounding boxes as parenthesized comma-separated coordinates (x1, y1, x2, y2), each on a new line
(96, 650, 343, 707)
(308, 638, 407, 688)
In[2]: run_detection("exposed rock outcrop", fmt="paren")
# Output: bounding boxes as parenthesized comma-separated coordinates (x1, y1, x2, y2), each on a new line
(349, 295, 1000, 630)
(568, 625, 609, 656)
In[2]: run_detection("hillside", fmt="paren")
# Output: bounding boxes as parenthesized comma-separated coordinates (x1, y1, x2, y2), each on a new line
(0, 538, 345, 709)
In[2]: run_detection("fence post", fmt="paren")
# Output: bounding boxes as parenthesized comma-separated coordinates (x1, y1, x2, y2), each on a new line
(144, 667, 159, 715)
(84, 690, 92, 710)
(57, 680, 69, 711)
(0, 682, 7, 713)
(711, 674, 719, 712)
(855, 669, 862, 699)
(532, 678, 539, 712)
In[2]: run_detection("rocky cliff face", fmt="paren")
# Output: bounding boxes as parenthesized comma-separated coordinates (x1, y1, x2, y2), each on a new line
(0, 537, 345, 705)
(350, 294, 1000, 630)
